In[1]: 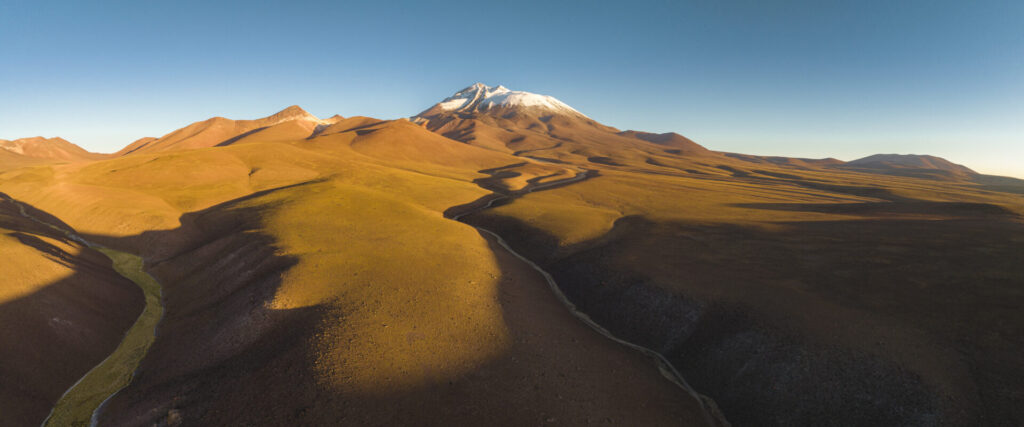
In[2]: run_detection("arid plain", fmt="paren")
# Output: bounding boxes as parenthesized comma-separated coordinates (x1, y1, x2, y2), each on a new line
(1, 84, 1022, 426)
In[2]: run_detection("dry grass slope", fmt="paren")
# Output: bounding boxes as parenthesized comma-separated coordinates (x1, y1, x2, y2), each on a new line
(0, 112, 716, 425)
(5, 96, 1022, 425)
(463, 139, 1024, 425)
(0, 197, 143, 426)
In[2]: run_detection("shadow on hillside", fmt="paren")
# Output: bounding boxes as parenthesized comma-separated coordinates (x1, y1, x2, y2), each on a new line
(11, 171, 1022, 425)
(2, 188, 318, 426)
(461, 202, 1024, 426)
(444, 168, 600, 220)
(215, 126, 270, 147)
(4, 180, 713, 426)
(0, 197, 144, 426)
(73, 185, 320, 425)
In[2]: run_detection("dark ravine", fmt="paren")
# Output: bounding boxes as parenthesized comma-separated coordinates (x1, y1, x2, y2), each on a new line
(448, 170, 729, 426)
(467, 212, 1003, 425)
(446, 168, 597, 221)
(548, 254, 942, 426)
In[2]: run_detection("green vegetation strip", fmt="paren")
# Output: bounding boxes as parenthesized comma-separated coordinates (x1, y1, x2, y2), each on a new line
(43, 248, 163, 427)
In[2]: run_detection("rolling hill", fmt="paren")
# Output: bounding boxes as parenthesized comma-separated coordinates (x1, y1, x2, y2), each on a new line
(0, 99, 718, 425)
(0, 83, 1022, 425)
(114, 106, 344, 156)
(838, 153, 978, 180)
(421, 84, 1024, 425)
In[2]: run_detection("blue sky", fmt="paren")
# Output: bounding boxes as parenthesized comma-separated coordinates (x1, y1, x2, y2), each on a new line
(2, 0, 1022, 176)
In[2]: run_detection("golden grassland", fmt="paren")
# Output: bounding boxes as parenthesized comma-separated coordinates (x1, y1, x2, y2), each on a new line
(0, 119, 570, 246)
(0, 115, 714, 425)
(0, 229, 80, 303)
(251, 180, 512, 392)
(479, 161, 1024, 249)
(3, 104, 1023, 424)
(466, 149, 1024, 424)
(0, 121, 535, 393)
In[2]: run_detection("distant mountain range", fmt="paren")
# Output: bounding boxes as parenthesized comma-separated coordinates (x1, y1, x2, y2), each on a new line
(839, 153, 977, 180)
(0, 136, 106, 162)
(0, 83, 995, 181)
(2, 83, 1023, 426)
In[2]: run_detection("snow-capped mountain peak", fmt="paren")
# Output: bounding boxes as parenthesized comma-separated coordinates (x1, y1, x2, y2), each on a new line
(418, 83, 586, 118)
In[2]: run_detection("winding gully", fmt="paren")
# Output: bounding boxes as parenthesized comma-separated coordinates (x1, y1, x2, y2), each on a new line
(0, 195, 165, 427)
(7, 169, 724, 426)
(448, 170, 726, 427)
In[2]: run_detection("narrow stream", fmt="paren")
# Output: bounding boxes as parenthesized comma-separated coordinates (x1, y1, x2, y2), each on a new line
(450, 172, 724, 426)
(6, 170, 722, 425)
(0, 196, 164, 427)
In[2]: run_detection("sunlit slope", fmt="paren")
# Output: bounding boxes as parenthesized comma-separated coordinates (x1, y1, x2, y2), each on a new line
(307, 119, 578, 189)
(0, 136, 108, 171)
(0, 136, 108, 162)
(476, 163, 1024, 249)
(422, 107, 720, 167)
(0, 198, 143, 426)
(87, 172, 709, 424)
(0, 118, 710, 425)
(413, 83, 716, 165)
(0, 147, 45, 171)
(114, 105, 343, 155)
(0, 118, 572, 253)
(219, 118, 325, 146)
(236, 180, 512, 389)
(465, 154, 1024, 425)
(837, 153, 978, 181)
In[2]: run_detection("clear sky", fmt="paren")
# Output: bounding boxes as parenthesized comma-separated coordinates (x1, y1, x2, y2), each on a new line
(2, 0, 1022, 176)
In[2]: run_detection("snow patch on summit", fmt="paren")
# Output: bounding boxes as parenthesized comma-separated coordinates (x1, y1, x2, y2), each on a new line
(429, 83, 586, 117)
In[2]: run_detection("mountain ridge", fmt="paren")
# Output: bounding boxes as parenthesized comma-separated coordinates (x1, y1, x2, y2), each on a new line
(838, 153, 977, 181)
(413, 83, 588, 120)
(411, 83, 714, 161)
(0, 136, 106, 162)
(846, 153, 976, 173)
(1, 82, 1023, 426)
(111, 105, 344, 156)
(0, 84, 992, 180)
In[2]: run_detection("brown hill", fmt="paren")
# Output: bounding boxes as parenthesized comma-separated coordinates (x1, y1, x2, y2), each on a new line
(0, 136, 107, 162)
(115, 105, 343, 156)
(412, 83, 716, 171)
(0, 147, 44, 170)
(724, 152, 845, 169)
(839, 153, 976, 180)
(618, 130, 709, 154)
